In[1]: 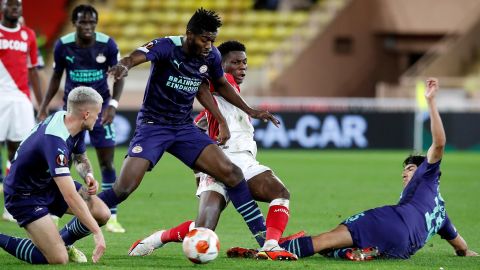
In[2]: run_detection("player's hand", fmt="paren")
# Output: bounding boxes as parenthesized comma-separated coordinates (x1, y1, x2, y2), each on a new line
(425, 78, 439, 101)
(108, 64, 129, 81)
(101, 106, 116, 125)
(217, 122, 230, 145)
(92, 231, 106, 263)
(85, 174, 99, 195)
(249, 109, 280, 127)
(37, 110, 48, 122)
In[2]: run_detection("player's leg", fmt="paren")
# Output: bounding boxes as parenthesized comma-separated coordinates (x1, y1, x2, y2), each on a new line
(60, 185, 110, 246)
(91, 118, 126, 233)
(129, 174, 226, 256)
(278, 225, 354, 259)
(95, 146, 125, 233)
(0, 215, 67, 264)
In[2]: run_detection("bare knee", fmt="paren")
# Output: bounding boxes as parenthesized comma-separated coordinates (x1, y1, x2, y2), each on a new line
(217, 163, 243, 187)
(46, 250, 68, 264)
(93, 200, 111, 226)
(112, 183, 133, 203)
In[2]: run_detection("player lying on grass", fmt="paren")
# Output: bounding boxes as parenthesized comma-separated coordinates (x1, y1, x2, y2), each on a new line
(236, 78, 478, 260)
(0, 87, 109, 264)
(128, 41, 300, 261)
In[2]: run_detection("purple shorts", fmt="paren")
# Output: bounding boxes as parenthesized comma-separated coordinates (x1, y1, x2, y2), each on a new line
(88, 103, 115, 148)
(128, 122, 215, 170)
(342, 206, 413, 259)
(4, 181, 82, 227)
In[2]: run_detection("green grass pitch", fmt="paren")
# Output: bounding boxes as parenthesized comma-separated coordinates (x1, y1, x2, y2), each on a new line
(1, 148, 479, 269)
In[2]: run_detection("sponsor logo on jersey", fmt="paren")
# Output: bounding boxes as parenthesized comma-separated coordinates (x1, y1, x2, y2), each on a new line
(173, 59, 182, 69)
(132, 145, 143, 153)
(96, 53, 106, 63)
(56, 154, 68, 166)
(69, 69, 104, 83)
(166, 75, 202, 94)
(66, 55, 75, 63)
(0, 39, 28, 52)
(199, 65, 208, 73)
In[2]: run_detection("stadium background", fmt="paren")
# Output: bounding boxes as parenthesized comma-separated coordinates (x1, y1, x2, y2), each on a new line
(1, 0, 479, 269)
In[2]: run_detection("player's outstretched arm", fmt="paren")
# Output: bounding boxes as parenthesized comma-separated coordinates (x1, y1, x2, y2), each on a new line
(446, 234, 478, 256)
(54, 176, 106, 263)
(425, 78, 446, 164)
(38, 72, 63, 121)
(108, 51, 147, 81)
(196, 82, 230, 144)
(213, 76, 280, 127)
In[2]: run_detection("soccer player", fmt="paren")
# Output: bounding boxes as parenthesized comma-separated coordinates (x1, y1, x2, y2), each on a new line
(276, 78, 478, 260)
(128, 41, 301, 260)
(0, 0, 43, 222)
(0, 86, 109, 264)
(38, 4, 126, 233)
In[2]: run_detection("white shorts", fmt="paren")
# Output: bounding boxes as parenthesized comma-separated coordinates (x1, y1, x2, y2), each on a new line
(0, 93, 35, 141)
(196, 150, 271, 202)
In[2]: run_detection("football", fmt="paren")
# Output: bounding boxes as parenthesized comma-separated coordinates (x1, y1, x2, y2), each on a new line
(182, 228, 220, 264)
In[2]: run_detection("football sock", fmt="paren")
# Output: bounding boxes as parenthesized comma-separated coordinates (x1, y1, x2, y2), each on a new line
(0, 153, 3, 183)
(160, 220, 194, 243)
(324, 248, 352, 259)
(100, 168, 118, 215)
(226, 180, 266, 246)
(59, 217, 91, 246)
(98, 188, 122, 208)
(265, 198, 290, 245)
(280, 236, 315, 258)
(0, 234, 48, 264)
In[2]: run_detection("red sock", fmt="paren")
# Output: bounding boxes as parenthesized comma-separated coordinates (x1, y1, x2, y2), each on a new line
(265, 204, 289, 242)
(161, 220, 194, 243)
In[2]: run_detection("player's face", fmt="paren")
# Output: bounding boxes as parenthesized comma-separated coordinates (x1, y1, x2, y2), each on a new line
(2, 0, 22, 22)
(223, 51, 247, 85)
(74, 12, 97, 40)
(402, 163, 418, 187)
(187, 30, 217, 57)
(81, 103, 101, 131)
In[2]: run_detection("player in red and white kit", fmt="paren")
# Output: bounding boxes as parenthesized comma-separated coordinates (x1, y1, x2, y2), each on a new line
(128, 41, 300, 261)
(0, 0, 43, 221)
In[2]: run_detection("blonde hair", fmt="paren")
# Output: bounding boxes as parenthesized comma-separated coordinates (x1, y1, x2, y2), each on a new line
(67, 86, 103, 114)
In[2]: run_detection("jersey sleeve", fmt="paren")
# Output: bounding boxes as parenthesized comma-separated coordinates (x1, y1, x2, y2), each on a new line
(225, 73, 240, 93)
(136, 38, 169, 62)
(208, 46, 224, 80)
(27, 29, 39, 68)
(53, 40, 66, 73)
(422, 159, 441, 181)
(106, 38, 120, 67)
(437, 214, 458, 240)
(43, 136, 71, 177)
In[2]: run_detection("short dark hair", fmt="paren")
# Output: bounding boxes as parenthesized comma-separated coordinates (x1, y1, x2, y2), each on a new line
(403, 154, 426, 167)
(187, 8, 222, 34)
(217, 40, 246, 56)
(71, 4, 98, 23)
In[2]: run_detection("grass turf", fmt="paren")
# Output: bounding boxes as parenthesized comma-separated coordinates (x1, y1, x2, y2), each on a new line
(0, 148, 479, 269)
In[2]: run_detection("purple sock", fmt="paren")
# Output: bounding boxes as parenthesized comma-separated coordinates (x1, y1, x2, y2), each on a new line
(226, 180, 266, 246)
(280, 236, 315, 258)
(101, 168, 118, 214)
(59, 217, 91, 246)
(0, 234, 48, 264)
(98, 188, 121, 209)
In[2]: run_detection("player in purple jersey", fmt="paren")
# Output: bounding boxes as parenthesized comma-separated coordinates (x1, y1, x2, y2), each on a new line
(38, 4, 126, 233)
(98, 8, 294, 260)
(0, 87, 109, 264)
(236, 78, 478, 260)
